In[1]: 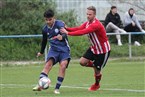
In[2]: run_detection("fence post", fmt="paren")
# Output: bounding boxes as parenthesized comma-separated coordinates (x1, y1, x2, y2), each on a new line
(128, 33, 132, 58)
(45, 46, 47, 62)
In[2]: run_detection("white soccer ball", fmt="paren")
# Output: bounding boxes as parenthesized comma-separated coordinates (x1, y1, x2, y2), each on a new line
(39, 77, 51, 89)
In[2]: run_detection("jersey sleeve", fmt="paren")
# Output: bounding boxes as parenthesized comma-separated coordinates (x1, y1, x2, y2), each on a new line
(40, 30, 47, 54)
(57, 21, 65, 29)
(68, 23, 98, 36)
(66, 22, 87, 32)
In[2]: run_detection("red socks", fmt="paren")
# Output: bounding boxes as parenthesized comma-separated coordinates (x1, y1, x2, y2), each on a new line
(86, 61, 94, 67)
(94, 73, 102, 85)
(85, 61, 102, 86)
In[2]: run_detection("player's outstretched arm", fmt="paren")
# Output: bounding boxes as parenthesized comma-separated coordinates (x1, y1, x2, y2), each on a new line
(61, 24, 97, 36)
(66, 22, 86, 32)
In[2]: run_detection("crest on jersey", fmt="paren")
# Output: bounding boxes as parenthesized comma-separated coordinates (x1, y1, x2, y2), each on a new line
(55, 28, 59, 33)
(47, 32, 49, 35)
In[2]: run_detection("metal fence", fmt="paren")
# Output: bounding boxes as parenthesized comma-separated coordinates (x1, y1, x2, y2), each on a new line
(1, 32, 145, 61)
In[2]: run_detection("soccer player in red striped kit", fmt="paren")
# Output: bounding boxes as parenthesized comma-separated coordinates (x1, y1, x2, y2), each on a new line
(61, 6, 111, 91)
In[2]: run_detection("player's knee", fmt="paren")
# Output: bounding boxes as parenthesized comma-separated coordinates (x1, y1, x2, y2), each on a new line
(108, 22, 113, 25)
(79, 61, 86, 66)
(79, 57, 88, 66)
(60, 64, 67, 71)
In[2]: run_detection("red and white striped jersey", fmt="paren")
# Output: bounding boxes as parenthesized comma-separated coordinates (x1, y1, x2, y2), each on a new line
(66, 18, 111, 54)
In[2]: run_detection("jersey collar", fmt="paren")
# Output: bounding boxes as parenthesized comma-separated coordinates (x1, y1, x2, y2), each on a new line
(47, 19, 56, 29)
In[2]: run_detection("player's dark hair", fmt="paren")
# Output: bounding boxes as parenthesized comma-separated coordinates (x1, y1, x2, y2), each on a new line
(44, 9, 54, 18)
(129, 8, 134, 11)
(128, 8, 134, 15)
(87, 6, 96, 14)
(111, 6, 117, 9)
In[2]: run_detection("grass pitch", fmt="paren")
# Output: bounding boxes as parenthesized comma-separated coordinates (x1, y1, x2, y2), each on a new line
(0, 59, 145, 97)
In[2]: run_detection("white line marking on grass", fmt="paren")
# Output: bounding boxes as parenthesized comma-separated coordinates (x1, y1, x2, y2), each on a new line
(61, 85, 145, 93)
(61, 85, 88, 89)
(103, 88, 145, 93)
(0, 84, 145, 93)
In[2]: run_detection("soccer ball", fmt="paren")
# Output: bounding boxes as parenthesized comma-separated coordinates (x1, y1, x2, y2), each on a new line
(38, 77, 51, 89)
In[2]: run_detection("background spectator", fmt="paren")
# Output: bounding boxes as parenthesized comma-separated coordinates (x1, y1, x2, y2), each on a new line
(104, 6, 126, 46)
(123, 8, 145, 46)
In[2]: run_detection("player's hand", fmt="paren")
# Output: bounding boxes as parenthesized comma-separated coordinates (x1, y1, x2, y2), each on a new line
(60, 29, 68, 34)
(131, 21, 135, 26)
(56, 34, 63, 40)
(37, 52, 42, 57)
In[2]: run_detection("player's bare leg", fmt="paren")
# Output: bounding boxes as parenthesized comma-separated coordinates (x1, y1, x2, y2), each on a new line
(80, 57, 101, 91)
(80, 57, 90, 66)
(33, 59, 53, 91)
(54, 60, 68, 94)
(41, 59, 53, 74)
(80, 57, 96, 72)
(80, 57, 95, 67)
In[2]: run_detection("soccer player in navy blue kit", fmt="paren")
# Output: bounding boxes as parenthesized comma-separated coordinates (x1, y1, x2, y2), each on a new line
(33, 9, 71, 94)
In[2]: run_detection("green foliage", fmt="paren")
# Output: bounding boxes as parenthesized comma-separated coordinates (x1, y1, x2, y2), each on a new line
(57, 10, 78, 27)
(0, 0, 51, 54)
(110, 44, 145, 57)
(0, 0, 56, 35)
(0, 0, 78, 61)
(68, 36, 89, 58)
(0, 38, 43, 61)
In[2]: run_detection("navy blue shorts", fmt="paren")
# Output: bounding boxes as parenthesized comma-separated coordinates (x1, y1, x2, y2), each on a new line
(46, 50, 71, 66)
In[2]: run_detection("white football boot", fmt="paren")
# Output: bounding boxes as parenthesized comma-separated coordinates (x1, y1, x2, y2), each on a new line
(54, 89, 60, 94)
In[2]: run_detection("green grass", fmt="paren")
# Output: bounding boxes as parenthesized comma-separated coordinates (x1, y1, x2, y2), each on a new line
(110, 44, 145, 57)
(0, 59, 145, 97)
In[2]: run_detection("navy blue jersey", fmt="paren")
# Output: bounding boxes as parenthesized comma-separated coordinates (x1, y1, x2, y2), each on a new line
(41, 20, 70, 53)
